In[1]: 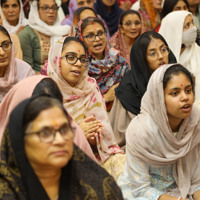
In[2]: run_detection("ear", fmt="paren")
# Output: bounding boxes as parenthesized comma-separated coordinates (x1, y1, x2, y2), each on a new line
(119, 25, 125, 34)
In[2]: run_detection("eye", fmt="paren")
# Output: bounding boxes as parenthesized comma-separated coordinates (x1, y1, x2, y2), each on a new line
(43, 5, 50, 10)
(12, 4, 18, 8)
(87, 0, 93, 3)
(148, 51, 157, 57)
(160, 47, 168, 53)
(78, 1, 84, 5)
(52, 5, 58, 10)
(80, 57, 88, 63)
(59, 124, 69, 135)
(87, 33, 95, 39)
(67, 55, 76, 61)
(39, 128, 53, 138)
(2, 4, 9, 8)
(186, 88, 192, 94)
(2, 42, 10, 48)
(98, 30, 104, 36)
(124, 21, 131, 26)
(171, 91, 178, 96)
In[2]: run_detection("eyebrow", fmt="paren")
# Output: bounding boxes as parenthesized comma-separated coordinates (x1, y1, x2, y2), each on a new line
(65, 52, 86, 57)
(148, 44, 166, 51)
(84, 29, 104, 34)
(169, 84, 192, 91)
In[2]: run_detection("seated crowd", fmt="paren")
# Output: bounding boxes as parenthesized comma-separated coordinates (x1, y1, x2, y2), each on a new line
(1, 0, 200, 199)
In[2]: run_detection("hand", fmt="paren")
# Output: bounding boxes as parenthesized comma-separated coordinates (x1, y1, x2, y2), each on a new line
(103, 83, 119, 103)
(79, 116, 103, 146)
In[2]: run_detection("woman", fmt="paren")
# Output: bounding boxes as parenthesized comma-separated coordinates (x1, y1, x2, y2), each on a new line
(0, 0, 28, 34)
(138, 0, 163, 32)
(76, 17, 129, 110)
(161, 0, 189, 19)
(118, 64, 200, 200)
(110, 10, 142, 68)
(0, 25, 34, 102)
(109, 31, 177, 149)
(0, 96, 123, 199)
(42, 36, 125, 177)
(159, 11, 200, 101)
(94, 0, 123, 36)
(18, 0, 70, 73)
(0, 75, 97, 162)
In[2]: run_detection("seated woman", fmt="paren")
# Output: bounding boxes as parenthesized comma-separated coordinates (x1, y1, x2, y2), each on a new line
(154, 0, 190, 32)
(76, 17, 129, 110)
(94, 0, 123, 36)
(118, 63, 200, 200)
(71, 7, 110, 40)
(0, 25, 34, 102)
(0, 96, 123, 199)
(159, 11, 200, 102)
(109, 31, 176, 149)
(0, 75, 97, 162)
(0, 0, 28, 34)
(42, 36, 125, 178)
(18, 0, 70, 73)
(110, 10, 142, 68)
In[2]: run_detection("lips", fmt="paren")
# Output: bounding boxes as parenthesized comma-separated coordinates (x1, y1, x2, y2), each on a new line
(53, 150, 68, 156)
(71, 70, 81, 76)
(181, 104, 191, 112)
(93, 43, 103, 51)
(159, 62, 165, 66)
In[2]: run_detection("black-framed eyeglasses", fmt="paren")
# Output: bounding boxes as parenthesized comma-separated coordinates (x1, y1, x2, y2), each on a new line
(39, 5, 59, 12)
(147, 46, 170, 61)
(0, 41, 12, 51)
(61, 54, 89, 66)
(82, 30, 106, 42)
(77, 0, 94, 6)
(25, 123, 74, 143)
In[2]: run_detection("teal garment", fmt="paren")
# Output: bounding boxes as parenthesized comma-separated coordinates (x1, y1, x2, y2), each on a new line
(18, 26, 41, 72)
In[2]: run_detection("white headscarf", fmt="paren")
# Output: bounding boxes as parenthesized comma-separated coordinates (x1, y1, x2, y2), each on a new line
(28, 0, 70, 45)
(159, 11, 200, 102)
(0, 0, 28, 34)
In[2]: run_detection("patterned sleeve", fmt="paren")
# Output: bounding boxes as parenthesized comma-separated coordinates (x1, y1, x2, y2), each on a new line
(118, 149, 164, 200)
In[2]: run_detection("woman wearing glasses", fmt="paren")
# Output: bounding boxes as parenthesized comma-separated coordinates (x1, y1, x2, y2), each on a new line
(76, 17, 129, 111)
(0, 95, 123, 199)
(42, 36, 125, 179)
(110, 10, 142, 68)
(18, 0, 70, 73)
(0, 0, 28, 34)
(0, 25, 34, 102)
(109, 31, 177, 149)
(159, 11, 200, 102)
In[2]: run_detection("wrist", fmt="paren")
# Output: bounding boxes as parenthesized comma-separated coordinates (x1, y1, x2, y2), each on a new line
(178, 197, 183, 200)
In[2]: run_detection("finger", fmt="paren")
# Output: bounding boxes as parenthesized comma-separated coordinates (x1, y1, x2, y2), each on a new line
(84, 115, 96, 122)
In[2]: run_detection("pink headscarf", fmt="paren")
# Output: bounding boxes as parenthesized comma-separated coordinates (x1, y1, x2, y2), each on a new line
(0, 25, 34, 102)
(0, 75, 97, 162)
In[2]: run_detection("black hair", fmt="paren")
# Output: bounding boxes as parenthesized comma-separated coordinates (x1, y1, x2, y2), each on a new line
(119, 10, 141, 25)
(62, 36, 89, 59)
(73, 7, 97, 26)
(139, 31, 169, 64)
(163, 64, 194, 92)
(161, 0, 189, 19)
(37, 0, 57, 8)
(1, 0, 20, 6)
(0, 25, 11, 41)
(80, 17, 105, 33)
(23, 96, 72, 132)
(32, 78, 63, 103)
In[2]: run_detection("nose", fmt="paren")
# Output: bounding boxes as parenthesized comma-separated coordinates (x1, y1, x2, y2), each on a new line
(181, 91, 189, 102)
(0, 47, 5, 56)
(53, 131, 66, 144)
(75, 58, 82, 66)
(95, 35, 101, 41)
(157, 50, 164, 60)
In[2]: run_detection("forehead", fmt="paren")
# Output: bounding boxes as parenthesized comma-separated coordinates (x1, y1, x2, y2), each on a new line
(80, 10, 96, 19)
(83, 22, 104, 33)
(3, 0, 19, 5)
(0, 31, 10, 43)
(62, 41, 85, 54)
(147, 38, 165, 50)
(165, 73, 191, 88)
(175, 0, 187, 5)
(123, 13, 140, 21)
(39, 0, 56, 5)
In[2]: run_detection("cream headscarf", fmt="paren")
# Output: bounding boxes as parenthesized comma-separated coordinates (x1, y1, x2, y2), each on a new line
(45, 37, 123, 163)
(0, 0, 28, 34)
(126, 64, 200, 199)
(28, 0, 70, 45)
(159, 11, 200, 102)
